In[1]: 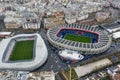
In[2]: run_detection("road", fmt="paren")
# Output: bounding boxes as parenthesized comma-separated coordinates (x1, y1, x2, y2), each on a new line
(0, 15, 5, 31)
(36, 28, 69, 72)
(35, 28, 68, 80)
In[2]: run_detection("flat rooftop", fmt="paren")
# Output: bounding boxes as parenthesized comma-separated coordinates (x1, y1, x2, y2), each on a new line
(101, 22, 120, 29)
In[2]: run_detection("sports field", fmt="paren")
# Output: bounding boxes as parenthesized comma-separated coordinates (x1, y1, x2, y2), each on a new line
(64, 34, 92, 43)
(9, 40, 34, 61)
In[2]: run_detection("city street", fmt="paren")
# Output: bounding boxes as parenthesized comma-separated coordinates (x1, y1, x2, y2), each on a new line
(36, 28, 69, 73)
(0, 15, 5, 31)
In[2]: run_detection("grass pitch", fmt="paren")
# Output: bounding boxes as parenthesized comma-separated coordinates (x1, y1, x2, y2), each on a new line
(10, 40, 34, 61)
(64, 34, 92, 43)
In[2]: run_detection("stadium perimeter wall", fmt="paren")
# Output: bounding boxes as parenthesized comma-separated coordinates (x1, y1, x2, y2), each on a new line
(0, 34, 48, 71)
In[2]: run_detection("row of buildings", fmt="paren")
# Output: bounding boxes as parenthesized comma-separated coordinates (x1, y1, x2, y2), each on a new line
(82, 64, 120, 80)
(0, 1, 42, 30)
(0, 0, 113, 30)
(0, 70, 55, 80)
(43, 0, 104, 28)
(100, 21, 120, 40)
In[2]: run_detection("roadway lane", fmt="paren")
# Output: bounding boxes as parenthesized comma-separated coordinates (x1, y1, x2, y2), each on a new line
(0, 15, 5, 31)
(35, 28, 69, 73)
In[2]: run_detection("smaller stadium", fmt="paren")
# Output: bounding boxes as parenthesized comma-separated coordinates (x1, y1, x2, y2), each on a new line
(0, 33, 48, 71)
(47, 23, 112, 54)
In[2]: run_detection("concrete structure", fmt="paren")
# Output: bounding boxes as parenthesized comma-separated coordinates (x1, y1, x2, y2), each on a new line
(59, 49, 84, 62)
(77, 12, 89, 21)
(95, 12, 110, 22)
(0, 0, 106, 28)
(74, 58, 112, 78)
(103, 23, 120, 33)
(113, 73, 120, 80)
(112, 31, 120, 39)
(47, 23, 112, 54)
(29, 71, 55, 80)
(79, 18, 95, 25)
(0, 32, 12, 37)
(112, 0, 120, 9)
(44, 17, 65, 29)
(0, 70, 29, 80)
(82, 4, 102, 13)
(57, 0, 69, 6)
(22, 22, 40, 30)
(65, 14, 76, 24)
(4, 17, 26, 29)
(0, 6, 5, 13)
(0, 33, 48, 71)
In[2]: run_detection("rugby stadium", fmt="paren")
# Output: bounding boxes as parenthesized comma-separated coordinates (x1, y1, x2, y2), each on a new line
(47, 23, 112, 54)
(0, 33, 48, 71)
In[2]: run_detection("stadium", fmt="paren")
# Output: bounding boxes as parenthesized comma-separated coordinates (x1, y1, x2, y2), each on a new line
(47, 23, 112, 54)
(0, 33, 48, 71)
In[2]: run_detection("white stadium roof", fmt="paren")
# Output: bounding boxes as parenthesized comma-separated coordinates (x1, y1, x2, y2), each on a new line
(112, 31, 120, 39)
(59, 50, 84, 60)
(0, 33, 48, 71)
(0, 32, 11, 35)
(107, 27, 120, 33)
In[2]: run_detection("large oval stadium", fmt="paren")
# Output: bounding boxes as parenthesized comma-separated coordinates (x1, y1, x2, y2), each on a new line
(47, 24, 112, 54)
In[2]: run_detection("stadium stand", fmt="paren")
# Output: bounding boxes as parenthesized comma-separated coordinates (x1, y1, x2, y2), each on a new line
(47, 23, 112, 54)
(0, 34, 48, 71)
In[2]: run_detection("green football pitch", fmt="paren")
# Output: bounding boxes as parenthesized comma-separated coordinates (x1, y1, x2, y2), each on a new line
(9, 40, 34, 61)
(64, 34, 92, 43)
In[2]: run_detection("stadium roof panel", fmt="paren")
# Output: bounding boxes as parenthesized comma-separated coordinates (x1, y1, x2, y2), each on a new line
(113, 31, 120, 39)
